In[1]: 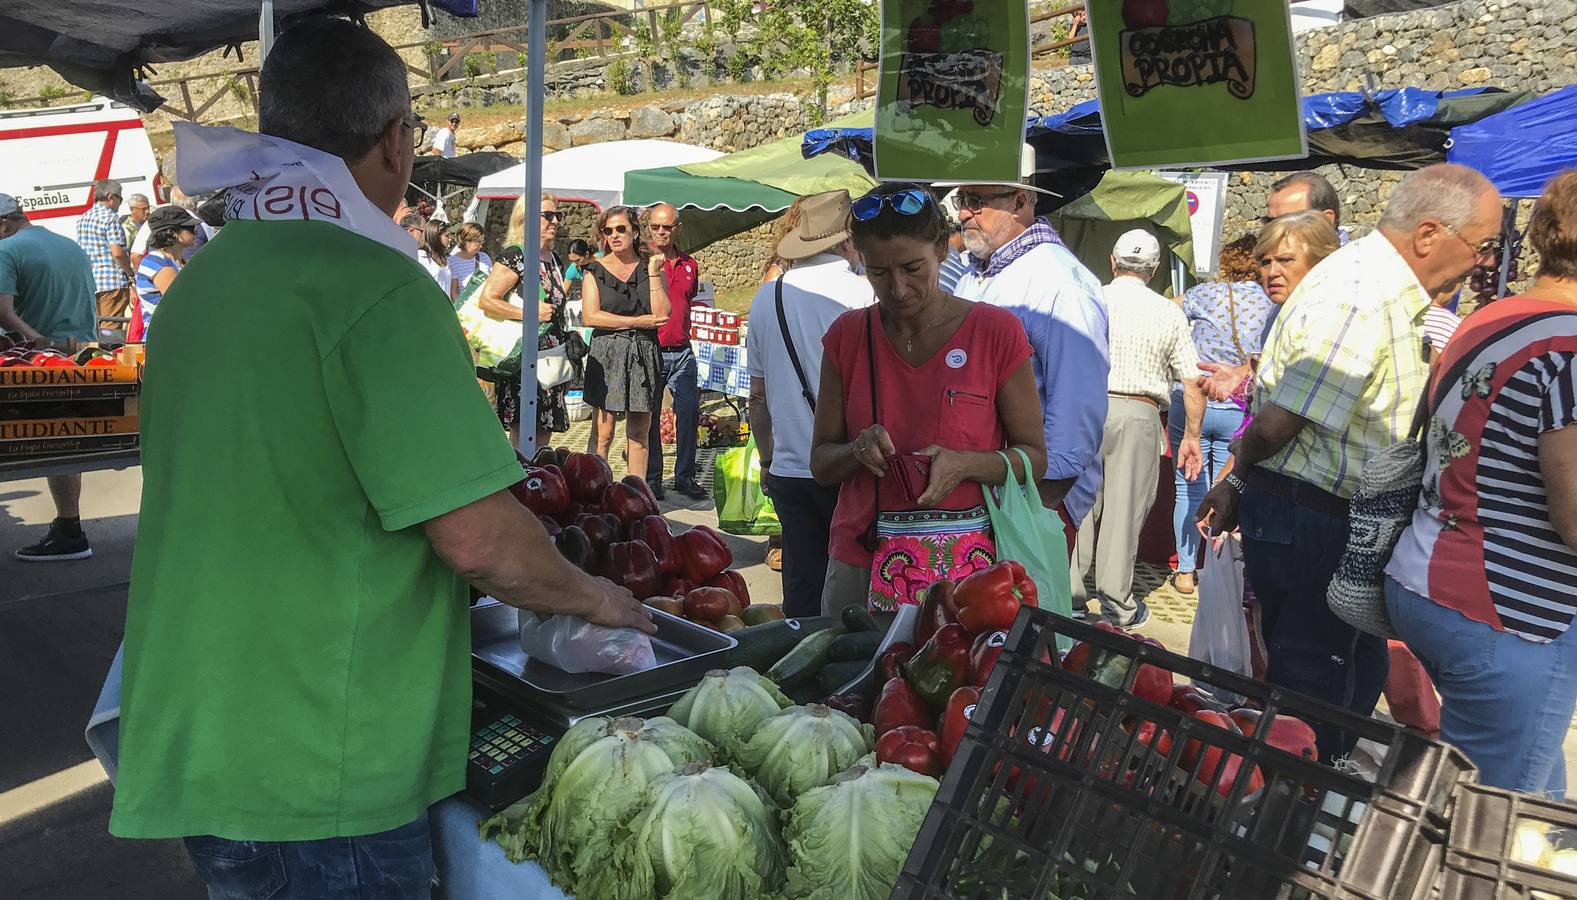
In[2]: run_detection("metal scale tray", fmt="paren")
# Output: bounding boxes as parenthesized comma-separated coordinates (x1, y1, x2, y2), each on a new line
(469, 599, 736, 721)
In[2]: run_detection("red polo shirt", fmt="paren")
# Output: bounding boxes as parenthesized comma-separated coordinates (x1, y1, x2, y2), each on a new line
(657, 250, 701, 348)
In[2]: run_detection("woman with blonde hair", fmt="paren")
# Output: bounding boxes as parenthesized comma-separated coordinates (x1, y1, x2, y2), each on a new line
(476, 194, 572, 447)
(761, 196, 808, 284)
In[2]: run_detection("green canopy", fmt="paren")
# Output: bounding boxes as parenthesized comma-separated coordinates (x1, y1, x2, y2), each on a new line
(1048, 171, 1195, 296)
(623, 111, 876, 251)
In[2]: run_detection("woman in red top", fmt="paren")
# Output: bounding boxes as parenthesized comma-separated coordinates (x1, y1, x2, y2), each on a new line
(810, 182, 1047, 616)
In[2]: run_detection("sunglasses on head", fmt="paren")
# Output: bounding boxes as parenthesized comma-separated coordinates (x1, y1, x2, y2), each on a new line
(602, 224, 630, 236)
(851, 189, 932, 221)
(541, 211, 563, 223)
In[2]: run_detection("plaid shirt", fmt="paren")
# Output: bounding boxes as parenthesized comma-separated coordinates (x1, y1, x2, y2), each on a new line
(1254, 231, 1432, 498)
(76, 203, 128, 292)
(976, 218, 1066, 278)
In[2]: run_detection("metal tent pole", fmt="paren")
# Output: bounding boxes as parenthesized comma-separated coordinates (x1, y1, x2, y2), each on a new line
(519, 0, 547, 457)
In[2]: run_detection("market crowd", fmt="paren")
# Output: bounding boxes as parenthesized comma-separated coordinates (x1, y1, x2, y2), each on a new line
(3, 13, 1573, 898)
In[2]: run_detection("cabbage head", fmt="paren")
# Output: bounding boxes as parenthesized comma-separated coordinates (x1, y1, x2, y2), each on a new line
(666, 666, 791, 761)
(737, 703, 873, 806)
(781, 761, 940, 900)
(478, 715, 712, 889)
(580, 761, 788, 900)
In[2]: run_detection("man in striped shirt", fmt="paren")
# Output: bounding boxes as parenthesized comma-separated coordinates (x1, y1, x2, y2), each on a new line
(1198, 164, 1503, 760)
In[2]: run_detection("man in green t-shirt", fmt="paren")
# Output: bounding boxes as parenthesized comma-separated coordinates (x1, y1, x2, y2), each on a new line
(108, 19, 653, 897)
(0, 193, 101, 563)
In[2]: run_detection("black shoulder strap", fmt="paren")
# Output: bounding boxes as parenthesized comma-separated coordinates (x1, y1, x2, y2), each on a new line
(775, 276, 817, 412)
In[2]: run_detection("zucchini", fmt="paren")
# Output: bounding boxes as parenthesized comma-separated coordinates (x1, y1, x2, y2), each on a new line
(817, 660, 870, 694)
(765, 627, 846, 688)
(827, 630, 884, 662)
(841, 604, 882, 633)
(723, 616, 840, 672)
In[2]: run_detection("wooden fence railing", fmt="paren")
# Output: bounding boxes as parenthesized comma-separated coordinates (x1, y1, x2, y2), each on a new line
(852, 2, 1087, 101)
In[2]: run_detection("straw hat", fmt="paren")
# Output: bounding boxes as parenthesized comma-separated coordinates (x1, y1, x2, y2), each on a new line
(776, 190, 853, 260)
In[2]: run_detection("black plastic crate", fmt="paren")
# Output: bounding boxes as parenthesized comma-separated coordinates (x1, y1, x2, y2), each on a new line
(1437, 783, 1577, 899)
(893, 608, 1474, 900)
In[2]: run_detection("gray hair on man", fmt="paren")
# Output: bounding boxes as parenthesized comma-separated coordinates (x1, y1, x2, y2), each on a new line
(93, 179, 123, 202)
(258, 17, 411, 162)
(127, 193, 150, 207)
(1378, 163, 1499, 233)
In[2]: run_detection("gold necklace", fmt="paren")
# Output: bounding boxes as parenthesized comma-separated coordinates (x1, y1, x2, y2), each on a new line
(899, 298, 949, 353)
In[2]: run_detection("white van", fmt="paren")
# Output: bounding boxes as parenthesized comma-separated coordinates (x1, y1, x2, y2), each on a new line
(0, 96, 164, 239)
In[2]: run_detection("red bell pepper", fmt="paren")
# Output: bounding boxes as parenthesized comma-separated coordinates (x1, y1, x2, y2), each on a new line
(873, 676, 931, 737)
(1169, 683, 1230, 715)
(606, 540, 661, 599)
(604, 481, 654, 528)
(1131, 638, 1174, 707)
(1232, 708, 1318, 762)
(636, 515, 679, 574)
(969, 630, 1008, 686)
(940, 686, 982, 765)
(954, 561, 1037, 635)
(555, 525, 595, 573)
(508, 466, 570, 517)
(875, 725, 945, 777)
(901, 623, 973, 708)
(822, 692, 871, 722)
(575, 513, 619, 555)
(554, 501, 584, 526)
(532, 446, 559, 467)
(562, 452, 613, 502)
(915, 579, 960, 646)
(661, 574, 699, 598)
(676, 526, 732, 582)
(682, 586, 736, 621)
(878, 642, 916, 681)
(1063, 621, 1135, 690)
(705, 570, 751, 608)
(621, 476, 661, 516)
(537, 516, 562, 538)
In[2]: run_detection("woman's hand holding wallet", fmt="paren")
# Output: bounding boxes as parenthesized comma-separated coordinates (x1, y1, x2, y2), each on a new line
(849, 424, 897, 478)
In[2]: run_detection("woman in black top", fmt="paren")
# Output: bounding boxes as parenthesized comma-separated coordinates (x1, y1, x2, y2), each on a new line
(581, 205, 670, 479)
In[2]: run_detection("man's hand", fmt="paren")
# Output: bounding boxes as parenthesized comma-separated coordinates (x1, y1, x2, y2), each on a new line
(1198, 362, 1251, 403)
(1196, 480, 1240, 539)
(538, 302, 555, 323)
(850, 424, 896, 477)
(1176, 436, 1203, 481)
(576, 576, 657, 633)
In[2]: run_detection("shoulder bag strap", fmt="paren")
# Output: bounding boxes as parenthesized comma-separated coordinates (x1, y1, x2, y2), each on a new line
(1225, 282, 1247, 362)
(775, 277, 817, 412)
(866, 307, 882, 516)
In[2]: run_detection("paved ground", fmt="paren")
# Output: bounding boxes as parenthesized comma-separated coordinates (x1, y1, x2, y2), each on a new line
(4, 432, 1573, 895)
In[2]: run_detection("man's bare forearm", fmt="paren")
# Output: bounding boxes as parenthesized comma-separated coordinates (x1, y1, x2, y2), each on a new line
(425, 490, 601, 617)
(1234, 402, 1309, 475)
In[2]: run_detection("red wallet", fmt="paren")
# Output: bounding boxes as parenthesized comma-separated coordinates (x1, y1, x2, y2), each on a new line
(887, 453, 933, 504)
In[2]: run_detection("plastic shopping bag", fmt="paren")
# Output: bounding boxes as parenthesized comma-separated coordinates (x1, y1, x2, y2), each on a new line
(713, 436, 781, 536)
(518, 610, 656, 675)
(984, 448, 1074, 651)
(1189, 536, 1251, 702)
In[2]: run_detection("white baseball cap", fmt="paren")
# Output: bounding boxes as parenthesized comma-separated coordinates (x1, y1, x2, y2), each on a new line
(1113, 229, 1162, 268)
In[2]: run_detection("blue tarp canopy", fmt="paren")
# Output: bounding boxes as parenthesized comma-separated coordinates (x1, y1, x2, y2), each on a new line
(1448, 84, 1577, 199)
(805, 86, 1532, 187)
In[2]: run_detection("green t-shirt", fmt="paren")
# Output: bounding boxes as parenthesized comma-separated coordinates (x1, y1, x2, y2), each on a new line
(109, 220, 522, 841)
(0, 224, 96, 341)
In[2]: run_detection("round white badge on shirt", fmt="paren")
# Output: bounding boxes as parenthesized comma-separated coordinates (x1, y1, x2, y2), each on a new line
(946, 349, 968, 369)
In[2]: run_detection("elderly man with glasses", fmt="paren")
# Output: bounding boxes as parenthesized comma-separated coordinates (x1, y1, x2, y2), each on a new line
(946, 150, 1111, 560)
(76, 177, 134, 328)
(1197, 163, 1504, 761)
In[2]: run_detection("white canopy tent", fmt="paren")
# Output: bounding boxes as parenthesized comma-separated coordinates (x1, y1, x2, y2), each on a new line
(465, 139, 722, 218)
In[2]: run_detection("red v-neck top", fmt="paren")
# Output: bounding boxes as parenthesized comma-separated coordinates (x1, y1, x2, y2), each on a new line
(822, 302, 1033, 566)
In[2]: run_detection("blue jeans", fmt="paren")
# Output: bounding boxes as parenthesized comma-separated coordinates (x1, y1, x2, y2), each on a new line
(1167, 389, 1243, 574)
(1386, 576, 1576, 797)
(1239, 476, 1389, 760)
(646, 346, 700, 485)
(183, 815, 434, 899)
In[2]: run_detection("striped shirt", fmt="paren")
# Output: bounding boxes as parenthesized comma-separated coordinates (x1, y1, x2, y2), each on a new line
(133, 251, 179, 339)
(448, 251, 491, 288)
(76, 203, 128, 292)
(1254, 232, 1433, 498)
(939, 248, 970, 295)
(1423, 304, 1462, 355)
(1388, 297, 1577, 642)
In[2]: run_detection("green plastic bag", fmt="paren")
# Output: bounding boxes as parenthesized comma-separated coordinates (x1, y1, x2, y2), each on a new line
(712, 437, 781, 536)
(985, 447, 1074, 650)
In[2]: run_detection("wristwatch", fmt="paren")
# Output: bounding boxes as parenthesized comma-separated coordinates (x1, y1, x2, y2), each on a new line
(1224, 472, 1249, 494)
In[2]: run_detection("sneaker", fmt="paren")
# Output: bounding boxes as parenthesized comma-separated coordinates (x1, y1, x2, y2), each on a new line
(673, 478, 708, 500)
(1111, 601, 1152, 631)
(647, 480, 666, 501)
(16, 520, 92, 562)
(1072, 606, 1101, 623)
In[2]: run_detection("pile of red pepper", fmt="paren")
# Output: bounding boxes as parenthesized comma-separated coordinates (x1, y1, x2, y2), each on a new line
(507, 448, 752, 632)
(867, 561, 1037, 777)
